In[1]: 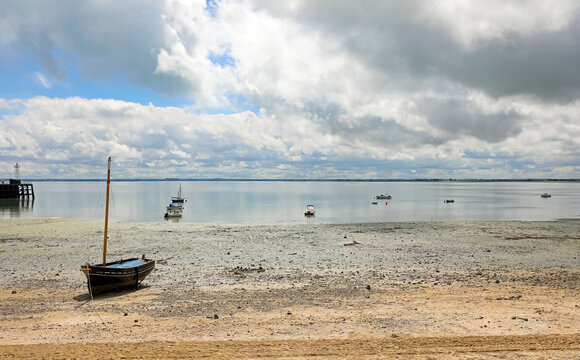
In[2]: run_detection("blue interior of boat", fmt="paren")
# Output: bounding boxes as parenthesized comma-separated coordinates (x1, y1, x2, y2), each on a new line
(108, 259, 147, 268)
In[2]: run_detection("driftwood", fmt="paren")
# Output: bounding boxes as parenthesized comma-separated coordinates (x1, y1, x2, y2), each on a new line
(344, 240, 360, 246)
(156, 256, 174, 265)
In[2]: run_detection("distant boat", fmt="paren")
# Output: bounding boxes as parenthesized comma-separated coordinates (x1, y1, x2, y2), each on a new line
(540, 193, 551, 198)
(375, 194, 392, 200)
(80, 157, 155, 297)
(164, 203, 183, 218)
(444, 199, 455, 203)
(304, 204, 316, 216)
(171, 184, 185, 204)
(165, 185, 185, 218)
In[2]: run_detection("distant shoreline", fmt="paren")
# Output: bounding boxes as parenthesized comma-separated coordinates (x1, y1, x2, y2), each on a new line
(11, 178, 580, 182)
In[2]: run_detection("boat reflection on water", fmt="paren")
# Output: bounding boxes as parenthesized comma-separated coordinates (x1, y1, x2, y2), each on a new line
(0, 198, 34, 217)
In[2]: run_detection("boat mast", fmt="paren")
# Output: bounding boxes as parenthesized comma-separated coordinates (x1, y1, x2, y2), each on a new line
(103, 157, 111, 265)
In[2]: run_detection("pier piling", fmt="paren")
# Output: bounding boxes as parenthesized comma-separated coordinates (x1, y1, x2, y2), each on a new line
(0, 181, 35, 199)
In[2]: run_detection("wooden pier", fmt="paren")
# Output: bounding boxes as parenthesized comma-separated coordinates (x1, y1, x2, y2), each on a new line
(0, 180, 35, 199)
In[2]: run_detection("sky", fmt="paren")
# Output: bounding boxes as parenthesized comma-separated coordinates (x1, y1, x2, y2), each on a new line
(1, 0, 579, 180)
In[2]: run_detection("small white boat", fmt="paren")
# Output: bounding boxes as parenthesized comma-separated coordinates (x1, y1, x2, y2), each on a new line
(540, 193, 551, 198)
(304, 204, 315, 216)
(375, 194, 392, 200)
(171, 184, 185, 204)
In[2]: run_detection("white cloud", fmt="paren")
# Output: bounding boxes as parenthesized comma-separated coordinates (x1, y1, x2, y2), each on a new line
(422, 0, 580, 50)
(34, 72, 52, 88)
(0, 95, 578, 179)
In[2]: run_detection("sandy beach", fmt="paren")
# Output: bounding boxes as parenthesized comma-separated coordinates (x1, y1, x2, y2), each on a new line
(0, 218, 578, 359)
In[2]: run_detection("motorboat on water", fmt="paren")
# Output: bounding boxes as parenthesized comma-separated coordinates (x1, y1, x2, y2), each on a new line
(375, 194, 392, 200)
(304, 204, 315, 216)
(444, 199, 455, 203)
(165, 203, 183, 218)
(540, 193, 551, 198)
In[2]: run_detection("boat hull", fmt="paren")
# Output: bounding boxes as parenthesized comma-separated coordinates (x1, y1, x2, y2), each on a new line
(375, 195, 392, 200)
(165, 213, 182, 217)
(81, 258, 155, 296)
(165, 208, 183, 217)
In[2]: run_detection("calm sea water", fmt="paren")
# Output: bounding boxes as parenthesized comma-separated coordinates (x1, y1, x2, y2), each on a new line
(1, 181, 579, 224)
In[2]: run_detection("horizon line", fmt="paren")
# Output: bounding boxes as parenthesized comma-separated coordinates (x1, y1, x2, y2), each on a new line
(8, 178, 580, 182)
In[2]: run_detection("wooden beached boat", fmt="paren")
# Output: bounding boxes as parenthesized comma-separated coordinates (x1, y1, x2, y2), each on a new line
(80, 157, 155, 297)
(81, 257, 155, 296)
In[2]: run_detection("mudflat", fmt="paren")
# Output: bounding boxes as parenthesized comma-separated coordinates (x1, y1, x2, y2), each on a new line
(0, 218, 578, 359)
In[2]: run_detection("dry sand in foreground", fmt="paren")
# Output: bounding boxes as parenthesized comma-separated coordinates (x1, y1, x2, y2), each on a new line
(0, 218, 578, 358)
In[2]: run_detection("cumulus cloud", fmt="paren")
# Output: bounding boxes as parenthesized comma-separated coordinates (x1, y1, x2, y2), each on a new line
(422, 0, 579, 49)
(0, 0, 192, 95)
(0, 97, 289, 178)
(0, 95, 578, 179)
(0, 1, 579, 178)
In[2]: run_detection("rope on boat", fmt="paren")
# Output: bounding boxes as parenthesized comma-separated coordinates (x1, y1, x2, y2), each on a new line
(82, 264, 94, 300)
(87, 272, 93, 301)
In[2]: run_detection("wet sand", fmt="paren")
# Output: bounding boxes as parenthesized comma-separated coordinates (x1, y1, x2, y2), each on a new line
(0, 218, 579, 358)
